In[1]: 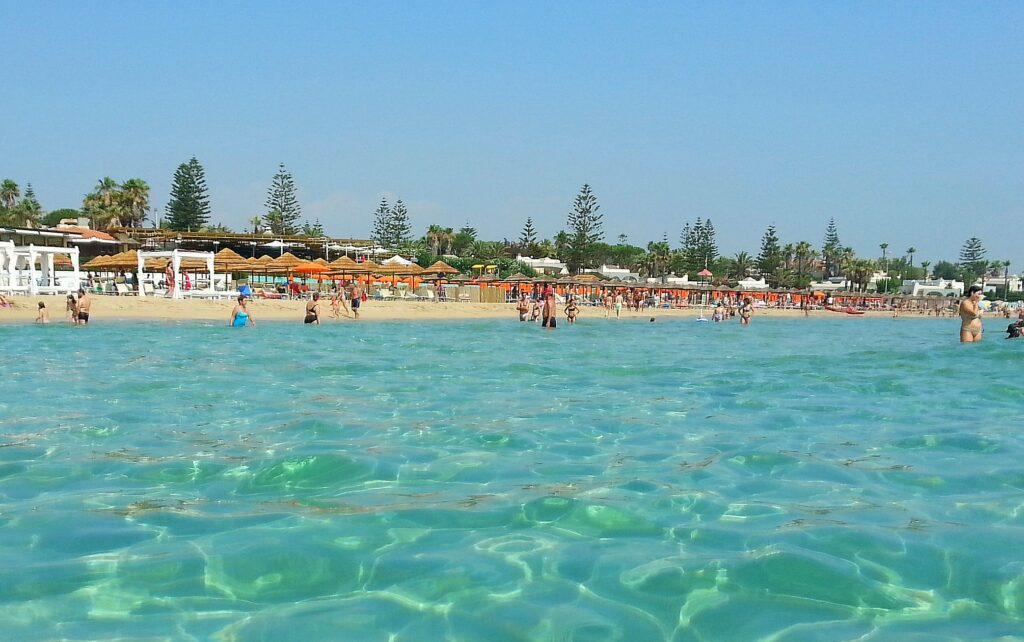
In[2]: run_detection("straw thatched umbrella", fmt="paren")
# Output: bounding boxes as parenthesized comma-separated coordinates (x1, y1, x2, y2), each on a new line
(328, 256, 369, 273)
(82, 254, 113, 270)
(502, 273, 532, 283)
(359, 260, 380, 273)
(99, 250, 140, 270)
(213, 247, 249, 273)
(269, 252, 303, 271)
(424, 260, 460, 276)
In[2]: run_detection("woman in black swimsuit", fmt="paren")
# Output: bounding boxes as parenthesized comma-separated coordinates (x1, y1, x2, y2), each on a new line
(304, 293, 321, 325)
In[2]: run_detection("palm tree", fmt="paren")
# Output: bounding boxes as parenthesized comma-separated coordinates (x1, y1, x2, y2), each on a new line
(646, 240, 671, 280)
(879, 242, 889, 275)
(905, 247, 917, 267)
(839, 246, 856, 289)
(0, 179, 20, 210)
(119, 178, 150, 228)
(730, 251, 753, 279)
(248, 216, 263, 234)
(425, 224, 447, 255)
(794, 241, 815, 287)
(919, 260, 931, 280)
(1002, 260, 1012, 299)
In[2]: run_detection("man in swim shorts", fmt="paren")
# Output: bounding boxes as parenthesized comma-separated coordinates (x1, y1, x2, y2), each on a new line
(541, 291, 557, 329)
(349, 281, 363, 319)
(76, 289, 91, 324)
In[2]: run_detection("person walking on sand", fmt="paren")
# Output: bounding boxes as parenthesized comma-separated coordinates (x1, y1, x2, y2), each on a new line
(330, 286, 349, 319)
(230, 294, 255, 327)
(348, 281, 363, 319)
(35, 301, 50, 324)
(304, 292, 322, 325)
(164, 263, 175, 297)
(740, 298, 753, 325)
(959, 285, 984, 343)
(76, 289, 91, 324)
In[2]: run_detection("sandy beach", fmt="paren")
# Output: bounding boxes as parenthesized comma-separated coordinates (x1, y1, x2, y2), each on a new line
(0, 294, 940, 323)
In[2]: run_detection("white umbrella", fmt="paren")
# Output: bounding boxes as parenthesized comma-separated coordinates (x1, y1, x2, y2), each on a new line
(262, 239, 287, 256)
(372, 247, 390, 255)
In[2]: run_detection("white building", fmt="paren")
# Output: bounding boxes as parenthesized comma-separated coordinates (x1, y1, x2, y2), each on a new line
(901, 278, 964, 297)
(515, 255, 568, 276)
(589, 264, 641, 282)
(736, 276, 769, 290)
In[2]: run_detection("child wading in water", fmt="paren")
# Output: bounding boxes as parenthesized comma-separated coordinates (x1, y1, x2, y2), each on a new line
(35, 301, 50, 324)
(66, 294, 77, 324)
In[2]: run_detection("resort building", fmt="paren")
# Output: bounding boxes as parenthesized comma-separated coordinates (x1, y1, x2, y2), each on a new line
(736, 276, 769, 289)
(900, 278, 965, 297)
(588, 264, 641, 282)
(515, 254, 568, 276)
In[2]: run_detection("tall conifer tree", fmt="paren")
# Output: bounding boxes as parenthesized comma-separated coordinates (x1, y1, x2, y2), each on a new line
(389, 199, 411, 245)
(371, 197, 391, 247)
(165, 157, 211, 231)
(264, 163, 301, 235)
(565, 184, 604, 273)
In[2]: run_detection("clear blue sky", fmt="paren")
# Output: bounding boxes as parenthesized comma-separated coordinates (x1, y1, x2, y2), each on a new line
(2, 1, 1022, 268)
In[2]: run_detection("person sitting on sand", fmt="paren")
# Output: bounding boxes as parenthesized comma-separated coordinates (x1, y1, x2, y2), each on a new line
(76, 289, 91, 324)
(304, 292, 321, 325)
(959, 285, 984, 343)
(0, 293, 12, 307)
(565, 297, 579, 324)
(35, 301, 49, 324)
(230, 295, 255, 327)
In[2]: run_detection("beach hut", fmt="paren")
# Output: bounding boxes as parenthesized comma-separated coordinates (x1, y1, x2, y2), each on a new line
(424, 260, 460, 276)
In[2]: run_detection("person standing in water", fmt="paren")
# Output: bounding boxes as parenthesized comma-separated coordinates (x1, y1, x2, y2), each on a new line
(230, 295, 255, 327)
(66, 294, 78, 324)
(75, 289, 91, 324)
(35, 301, 50, 324)
(959, 285, 984, 343)
(740, 298, 753, 325)
(304, 292, 322, 325)
(541, 290, 557, 329)
(565, 296, 579, 324)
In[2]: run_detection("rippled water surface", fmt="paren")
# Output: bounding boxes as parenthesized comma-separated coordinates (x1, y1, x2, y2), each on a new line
(1, 317, 1023, 641)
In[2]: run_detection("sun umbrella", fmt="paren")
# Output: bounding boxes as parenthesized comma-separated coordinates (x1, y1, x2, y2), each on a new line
(502, 272, 532, 283)
(268, 252, 304, 272)
(82, 254, 113, 270)
(293, 261, 330, 274)
(424, 260, 460, 275)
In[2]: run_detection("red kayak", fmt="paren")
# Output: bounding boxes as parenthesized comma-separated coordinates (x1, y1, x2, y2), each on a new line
(825, 305, 865, 315)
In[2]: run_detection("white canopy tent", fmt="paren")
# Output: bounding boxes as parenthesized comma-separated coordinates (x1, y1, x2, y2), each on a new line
(382, 254, 413, 266)
(0, 241, 82, 295)
(137, 249, 215, 300)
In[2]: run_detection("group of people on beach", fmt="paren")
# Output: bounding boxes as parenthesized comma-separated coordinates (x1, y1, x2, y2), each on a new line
(228, 280, 366, 327)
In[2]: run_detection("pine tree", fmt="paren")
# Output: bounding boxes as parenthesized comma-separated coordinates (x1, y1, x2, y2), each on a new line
(520, 217, 538, 249)
(389, 199, 411, 245)
(822, 218, 841, 278)
(371, 197, 391, 247)
(302, 219, 325, 237)
(565, 184, 604, 273)
(695, 218, 718, 269)
(23, 183, 41, 211)
(959, 237, 987, 285)
(756, 224, 783, 286)
(264, 163, 301, 235)
(165, 157, 211, 231)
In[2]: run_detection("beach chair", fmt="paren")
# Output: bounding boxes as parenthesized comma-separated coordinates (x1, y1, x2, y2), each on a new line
(457, 292, 471, 303)
(114, 282, 136, 296)
(259, 287, 284, 300)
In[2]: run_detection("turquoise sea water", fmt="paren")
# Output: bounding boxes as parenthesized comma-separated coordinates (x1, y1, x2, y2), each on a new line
(1, 317, 1022, 641)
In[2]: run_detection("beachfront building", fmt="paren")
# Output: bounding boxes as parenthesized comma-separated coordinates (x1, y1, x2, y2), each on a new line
(979, 275, 1023, 295)
(900, 278, 964, 297)
(515, 254, 568, 276)
(589, 264, 641, 282)
(736, 276, 769, 289)
(808, 277, 847, 292)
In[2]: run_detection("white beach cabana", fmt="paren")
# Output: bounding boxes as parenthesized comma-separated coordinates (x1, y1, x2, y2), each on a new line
(0, 241, 82, 295)
(137, 249, 215, 300)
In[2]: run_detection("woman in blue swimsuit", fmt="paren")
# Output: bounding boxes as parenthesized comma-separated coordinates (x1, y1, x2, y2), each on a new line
(230, 295, 255, 327)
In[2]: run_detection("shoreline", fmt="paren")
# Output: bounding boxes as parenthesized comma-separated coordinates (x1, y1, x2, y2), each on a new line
(0, 294, 954, 324)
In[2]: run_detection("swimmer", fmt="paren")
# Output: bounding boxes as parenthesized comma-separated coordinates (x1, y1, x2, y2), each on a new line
(230, 295, 255, 327)
(35, 301, 49, 324)
(66, 294, 77, 324)
(517, 294, 530, 322)
(959, 285, 984, 343)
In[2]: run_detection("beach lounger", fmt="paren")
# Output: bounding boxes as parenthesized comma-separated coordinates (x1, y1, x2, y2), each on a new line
(114, 282, 136, 296)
